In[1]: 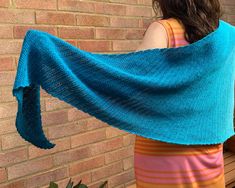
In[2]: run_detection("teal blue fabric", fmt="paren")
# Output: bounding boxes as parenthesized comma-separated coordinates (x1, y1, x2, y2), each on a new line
(12, 19, 235, 149)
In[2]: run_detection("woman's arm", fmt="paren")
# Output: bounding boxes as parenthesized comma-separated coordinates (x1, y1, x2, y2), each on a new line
(135, 21, 168, 51)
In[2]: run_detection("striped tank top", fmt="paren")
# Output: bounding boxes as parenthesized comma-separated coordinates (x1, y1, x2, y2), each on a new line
(134, 18, 225, 188)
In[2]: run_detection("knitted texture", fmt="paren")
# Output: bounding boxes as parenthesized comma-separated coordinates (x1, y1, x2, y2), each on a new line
(12, 19, 235, 149)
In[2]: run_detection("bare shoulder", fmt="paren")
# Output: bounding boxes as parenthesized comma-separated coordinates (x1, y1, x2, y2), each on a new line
(135, 21, 168, 51)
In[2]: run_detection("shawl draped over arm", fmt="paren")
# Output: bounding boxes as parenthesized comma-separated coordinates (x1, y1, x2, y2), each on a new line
(12, 19, 235, 149)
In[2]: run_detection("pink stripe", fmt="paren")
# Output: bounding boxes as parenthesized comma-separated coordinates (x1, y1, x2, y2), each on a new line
(135, 168, 223, 184)
(134, 151, 224, 183)
(134, 151, 223, 172)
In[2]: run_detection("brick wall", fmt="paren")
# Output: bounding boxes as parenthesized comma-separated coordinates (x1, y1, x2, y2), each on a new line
(221, 0, 235, 24)
(0, 1, 234, 188)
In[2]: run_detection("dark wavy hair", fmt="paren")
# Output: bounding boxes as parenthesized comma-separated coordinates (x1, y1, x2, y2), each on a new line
(152, 0, 224, 44)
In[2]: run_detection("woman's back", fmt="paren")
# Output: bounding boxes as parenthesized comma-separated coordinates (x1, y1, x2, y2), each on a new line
(134, 18, 225, 188)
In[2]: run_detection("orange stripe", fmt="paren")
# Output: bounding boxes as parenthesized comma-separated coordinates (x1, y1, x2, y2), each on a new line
(134, 141, 222, 150)
(134, 147, 222, 155)
(135, 165, 222, 174)
(134, 148, 223, 156)
(157, 20, 174, 48)
(135, 141, 222, 148)
(135, 167, 222, 179)
(134, 145, 222, 153)
(135, 138, 222, 148)
(154, 18, 190, 48)
(135, 137, 222, 145)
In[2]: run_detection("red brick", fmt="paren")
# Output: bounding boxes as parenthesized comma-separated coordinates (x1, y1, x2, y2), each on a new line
(228, 14, 235, 24)
(86, 117, 108, 131)
(106, 126, 126, 138)
(92, 161, 123, 181)
(14, 25, 57, 39)
(7, 156, 53, 180)
(108, 170, 135, 188)
(126, 6, 152, 17)
(40, 99, 46, 112)
(103, 3, 126, 15)
(77, 40, 112, 52)
(95, 28, 126, 39)
(105, 145, 134, 164)
(58, 27, 94, 39)
(88, 136, 123, 156)
(15, 0, 56, 10)
(110, 17, 139, 28)
(223, 0, 235, 5)
(126, 28, 145, 39)
(58, 0, 95, 12)
(0, 148, 27, 167)
(69, 155, 105, 175)
(0, 9, 35, 24)
(125, 180, 136, 188)
(0, 102, 17, 119)
(0, 57, 15, 71)
(105, 136, 123, 151)
(28, 137, 70, 159)
(0, 168, 7, 183)
(0, 179, 26, 188)
(25, 167, 68, 188)
(65, 39, 77, 46)
(69, 173, 91, 187)
(94, 2, 105, 14)
(0, 0, 10, 8)
(40, 87, 52, 98)
(67, 108, 90, 121)
(0, 86, 15, 102)
(0, 40, 22, 55)
(76, 14, 110, 26)
(41, 109, 68, 126)
(140, 17, 154, 28)
(71, 128, 106, 148)
(1, 132, 28, 150)
(53, 146, 92, 166)
(138, 0, 152, 5)
(111, 0, 137, 4)
(0, 118, 16, 135)
(48, 120, 87, 139)
(113, 40, 140, 51)
(36, 11, 76, 25)
(123, 156, 134, 170)
(0, 25, 13, 39)
(0, 71, 16, 86)
(123, 134, 135, 146)
(44, 97, 71, 111)
(88, 141, 106, 156)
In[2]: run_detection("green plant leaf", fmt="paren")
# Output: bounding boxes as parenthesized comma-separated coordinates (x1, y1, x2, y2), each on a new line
(75, 184, 88, 188)
(49, 181, 58, 188)
(66, 178, 74, 188)
(99, 180, 108, 188)
(73, 179, 82, 188)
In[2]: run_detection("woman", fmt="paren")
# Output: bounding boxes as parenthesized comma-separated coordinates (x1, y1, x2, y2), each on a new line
(134, 0, 227, 187)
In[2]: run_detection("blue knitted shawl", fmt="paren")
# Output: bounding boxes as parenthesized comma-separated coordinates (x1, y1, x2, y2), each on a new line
(12, 19, 235, 149)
